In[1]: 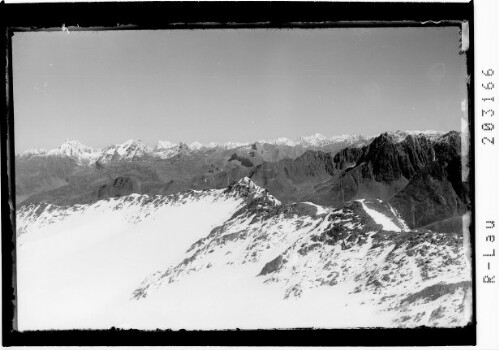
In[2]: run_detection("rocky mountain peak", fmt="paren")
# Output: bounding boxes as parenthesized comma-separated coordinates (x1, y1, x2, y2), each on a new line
(229, 176, 262, 193)
(121, 138, 148, 149)
(43, 139, 100, 164)
(177, 142, 190, 150)
(58, 139, 92, 154)
(435, 131, 462, 147)
(60, 139, 86, 150)
(98, 139, 152, 163)
(225, 177, 280, 205)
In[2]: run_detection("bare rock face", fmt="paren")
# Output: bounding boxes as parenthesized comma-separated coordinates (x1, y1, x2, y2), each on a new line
(95, 176, 139, 200)
(333, 147, 364, 171)
(385, 131, 468, 229)
(389, 162, 468, 228)
(327, 133, 435, 198)
(249, 150, 335, 190)
(307, 132, 468, 229)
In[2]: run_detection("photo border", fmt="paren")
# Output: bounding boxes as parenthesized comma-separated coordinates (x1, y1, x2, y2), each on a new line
(0, 1, 476, 346)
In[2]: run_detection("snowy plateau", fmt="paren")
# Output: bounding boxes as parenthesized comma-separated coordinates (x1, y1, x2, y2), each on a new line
(16, 177, 472, 331)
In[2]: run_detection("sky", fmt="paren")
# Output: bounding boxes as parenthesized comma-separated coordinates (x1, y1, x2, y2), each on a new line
(12, 27, 467, 152)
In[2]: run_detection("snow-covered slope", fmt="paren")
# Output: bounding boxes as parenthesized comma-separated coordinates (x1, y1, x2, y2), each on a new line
(17, 178, 471, 330)
(17, 184, 247, 330)
(132, 193, 470, 329)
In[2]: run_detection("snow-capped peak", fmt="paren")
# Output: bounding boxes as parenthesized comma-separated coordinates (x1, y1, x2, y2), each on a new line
(153, 141, 191, 159)
(260, 133, 367, 148)
(156, 141, 191, 151)
(329, 134, 367, 143)
(156, 140, 176, 150)
(226, 177, 281, 206)
(236, 176, 257, 188)
(227, 177, 265, 196)
(21, 148, 48, 157)
(378, 130, 445, 143)
(221, 141, 250, 149)
(45, 139, 100, 164)
(188, 141, 249, 150)
(121, 138, 148, 148)
(58, 139, 92, 155)
(189, 141, 203, 150)
(261, 137, 297, 147)
(298, 133, 329, 146)
(98, 139, 152, 163)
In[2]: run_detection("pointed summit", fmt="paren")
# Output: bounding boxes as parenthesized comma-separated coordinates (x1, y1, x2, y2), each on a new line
(45, 139, 100, 164)
(225, 177, 281, 206)
(226, 176, 264, 197)
(58, 139, 92, 156)
(236, 176, 257, 188)
(98, 139, 152, 163)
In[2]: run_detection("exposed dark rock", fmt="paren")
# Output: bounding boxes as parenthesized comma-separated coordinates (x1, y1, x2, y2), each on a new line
(401, 281, 471, 305)
(390, 162, 467, 228)
(228, 153, 254, 168)
(96, 176, 139, 200)
(259, 255, 286, 275)
(333, 147, 364, 171)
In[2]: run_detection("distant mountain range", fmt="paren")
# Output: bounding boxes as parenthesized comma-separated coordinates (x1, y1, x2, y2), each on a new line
(15, 129, 469, 232)
(18, 130, 444, 164)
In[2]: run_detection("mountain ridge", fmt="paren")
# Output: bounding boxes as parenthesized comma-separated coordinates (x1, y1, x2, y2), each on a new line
(15, 130, 468, 231)
(16, 177, 471, 329)
(17, 130, 447, 162)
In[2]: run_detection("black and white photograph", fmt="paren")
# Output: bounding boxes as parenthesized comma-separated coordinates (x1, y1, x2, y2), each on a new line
(1, 1, 482, 346)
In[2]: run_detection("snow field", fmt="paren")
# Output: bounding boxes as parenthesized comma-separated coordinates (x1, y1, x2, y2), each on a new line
(357, 199, 402, 232)
(17, 192, 244, 330)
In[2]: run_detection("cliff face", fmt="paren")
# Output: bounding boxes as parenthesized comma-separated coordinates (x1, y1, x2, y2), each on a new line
(387, 132, 469, 228)
(305, 132, 468, 229)
(389, 162, 468, 228)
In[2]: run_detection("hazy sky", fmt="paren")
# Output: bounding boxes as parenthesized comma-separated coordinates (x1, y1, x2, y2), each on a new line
(13, 27, 467, 151)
